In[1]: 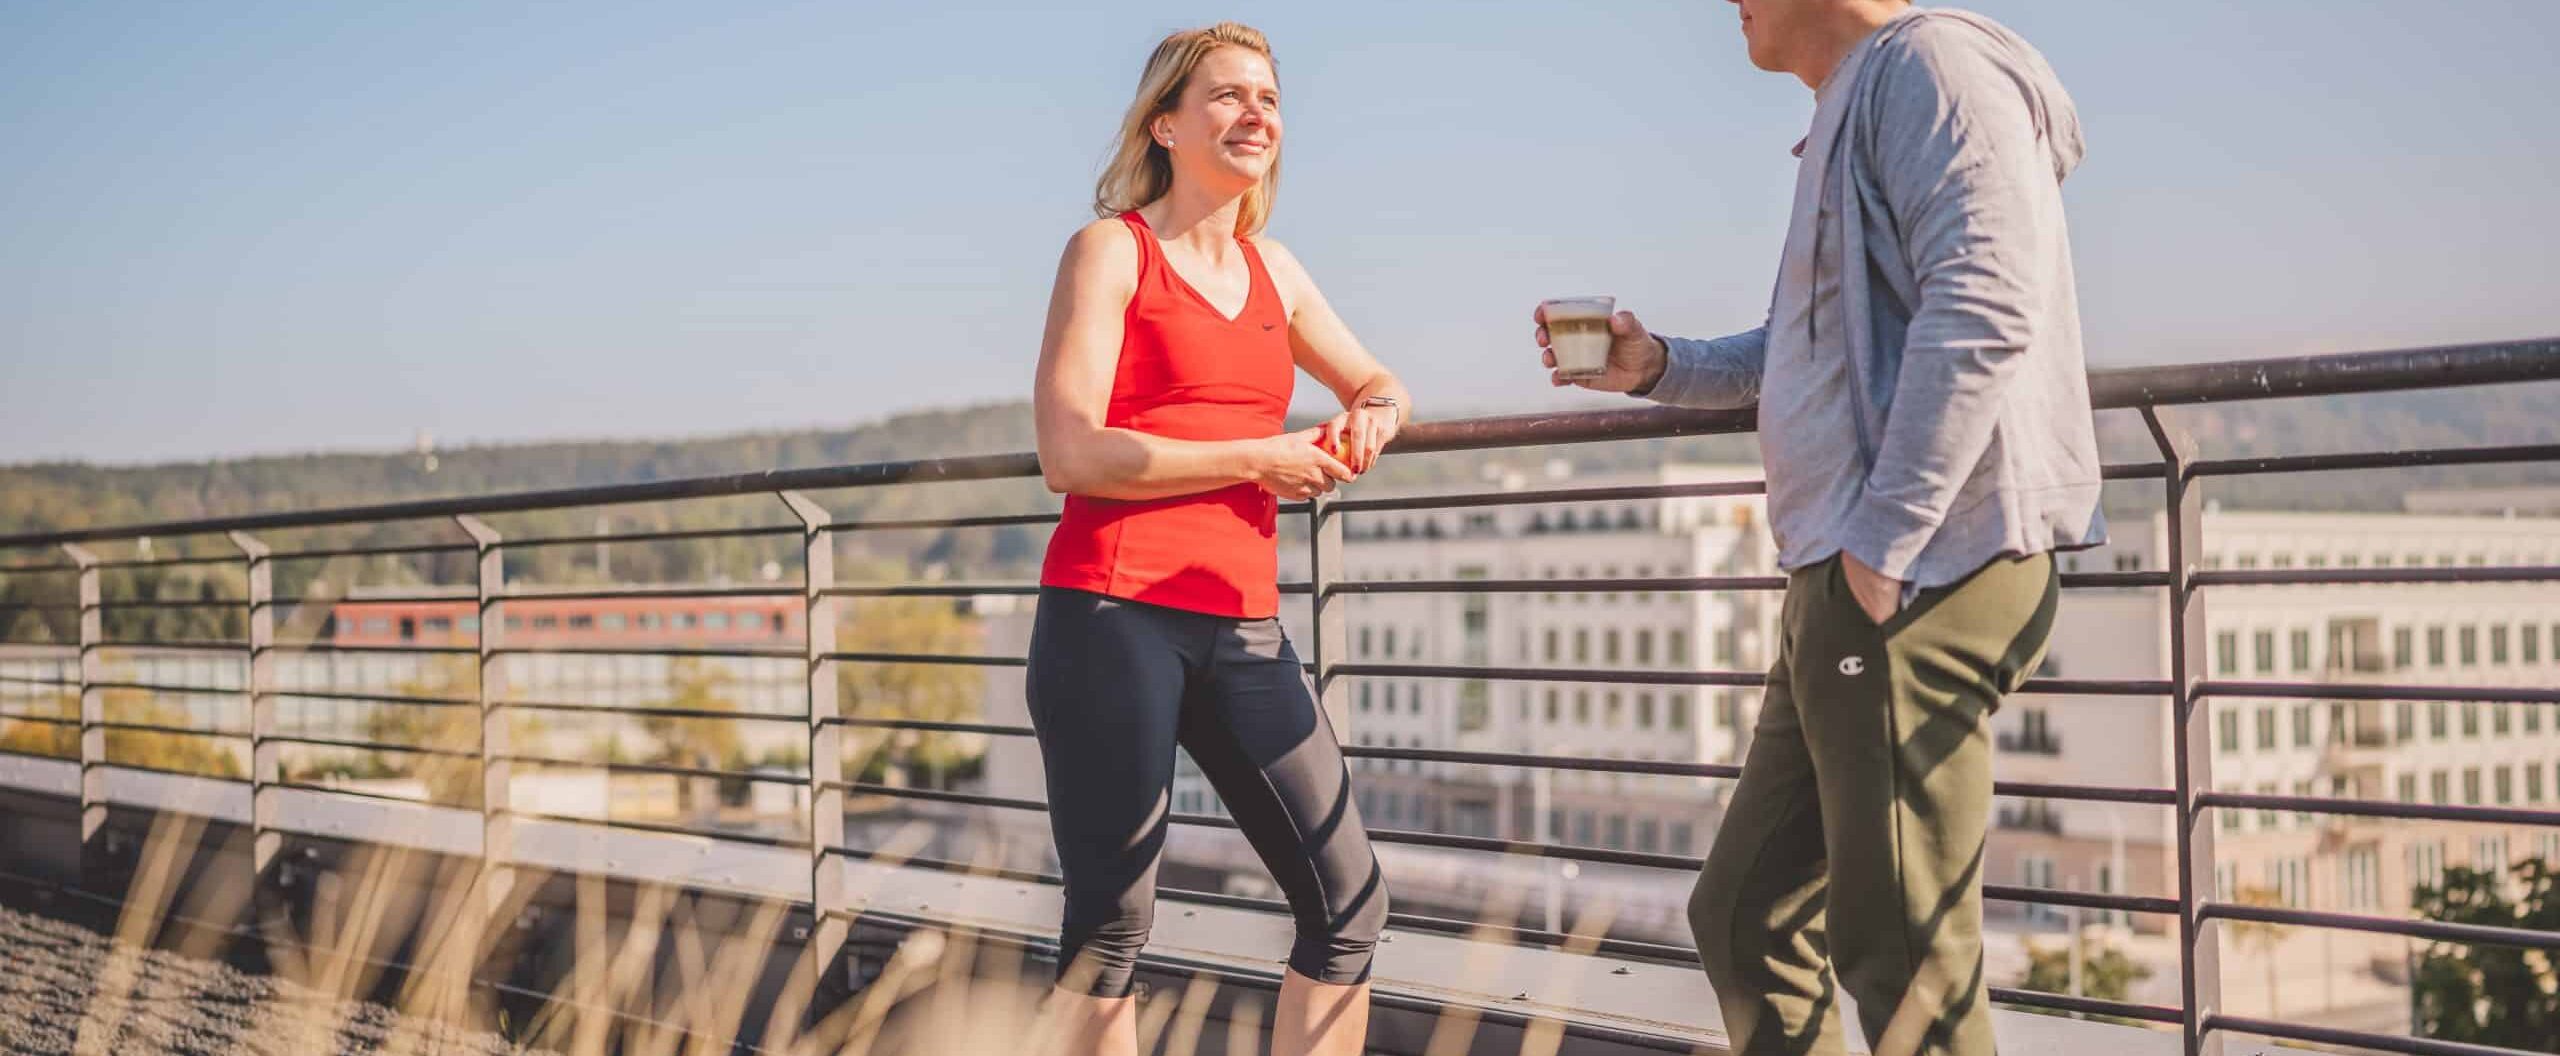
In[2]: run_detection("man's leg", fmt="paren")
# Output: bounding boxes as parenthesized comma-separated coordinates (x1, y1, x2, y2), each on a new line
(1792, 553, 2058, 1056)
(1690, 627, 1848, 1055)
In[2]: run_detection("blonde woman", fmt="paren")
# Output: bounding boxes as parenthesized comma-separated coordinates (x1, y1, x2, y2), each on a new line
(1028, 21, 1407, 1056)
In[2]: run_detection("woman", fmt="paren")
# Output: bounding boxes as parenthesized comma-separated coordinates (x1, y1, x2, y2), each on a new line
(1028, 21, 1406, 1056)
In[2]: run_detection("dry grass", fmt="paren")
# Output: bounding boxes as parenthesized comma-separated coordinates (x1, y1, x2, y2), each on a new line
(8, 804, 1970, 1056)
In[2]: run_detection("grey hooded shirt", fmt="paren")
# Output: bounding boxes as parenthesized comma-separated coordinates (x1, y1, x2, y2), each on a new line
(1646, 7, 2106, 591)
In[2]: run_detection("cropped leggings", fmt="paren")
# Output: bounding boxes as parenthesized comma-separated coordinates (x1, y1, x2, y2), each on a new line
(1024, 587, 1389, 998)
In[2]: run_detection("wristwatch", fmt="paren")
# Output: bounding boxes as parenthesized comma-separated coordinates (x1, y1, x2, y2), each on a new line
(1361, 394, 1399, 410)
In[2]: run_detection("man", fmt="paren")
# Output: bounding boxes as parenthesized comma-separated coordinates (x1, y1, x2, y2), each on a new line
(1536, 2, 2102, 1053)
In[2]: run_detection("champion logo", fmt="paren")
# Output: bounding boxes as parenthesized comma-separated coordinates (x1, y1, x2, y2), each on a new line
(1838, 656, 1867, 677)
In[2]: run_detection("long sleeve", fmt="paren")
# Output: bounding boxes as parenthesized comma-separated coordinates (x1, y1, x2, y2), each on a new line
(1644, 326, 1769, 410)
(1835, 25, 2064, 581)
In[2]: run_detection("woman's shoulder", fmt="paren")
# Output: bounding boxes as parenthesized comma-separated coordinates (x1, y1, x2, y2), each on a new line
(1245, 234, 1310, 289)
(1058, 217, 1144, 282)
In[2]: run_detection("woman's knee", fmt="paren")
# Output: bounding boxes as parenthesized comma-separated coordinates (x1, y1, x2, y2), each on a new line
(1059, 885, 1157, 997)
(1289, 860, 1389, 984)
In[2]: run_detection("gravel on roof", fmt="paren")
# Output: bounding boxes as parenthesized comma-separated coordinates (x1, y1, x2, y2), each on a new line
(0, 905, 547, 1056)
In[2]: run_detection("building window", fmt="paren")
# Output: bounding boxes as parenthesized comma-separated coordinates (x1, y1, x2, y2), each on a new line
(568, 614, 595, 630)
(2216, 632, 2239, 675)
(1637, 693, 1656, 729)
(2526, 624, 2544, 664)
(1606, 815, 1628, 849)
(2462, 704, 2481, 738)
(702, 612, 731, 631)
(2428, 702, 2448, 740)
(2344, 847, 2381, 911)
(1637, 819, 1660, 853)
(2217, 707, 2240, 753)
(2397, 773, 2418, 803)
(1544, 690, 1560, 724)
(2255, 707, 2277, 751)
(1360, 684, 1374, 713)
(2394, 701, 2414, 743)
(1383, 627, 1398, 658)
(1573, 629, 1589, 664)
(2253, 630, 2275, 674)
(2430, 770, 2449, 804)
(2219, 785, 2242, 831)
(2529, 765, 2546, 804)
(2257, 783, 2281, 829)
(2427, 626, 2446, 667)
(2496, 766, 2515, 804)
(1671, 822, 1695, 855)
(2477, 836, 2509, 872)
(2289, 629, 2312, 672)
(1575, 691, 1591, 726)
(2459, 626, 2479, 667)
(1604, 692, 1623, 727)
(2491, 625, 2511, 664)
(2493, 704, 2511, 736)
(1635, 630, 1655, 665)
(1669, 630, 1690, 665)
(598, 613, 626, 632)
(2529, 706, 2544, 735)
(1604, 630, 1622, 664)
(1542, 629, 1557, 663)
(2291, 704, 2313, 748)
(2393, 627, 2413, 669)
(2463, 768, 2482, 805)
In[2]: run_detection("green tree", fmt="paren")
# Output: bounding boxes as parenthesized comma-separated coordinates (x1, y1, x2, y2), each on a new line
(2020, 932, 2154, 1023)
(357, 680, 485, 807)
(0, 688, 78, 759)
(638, 657, 744, 769)
(2411, 860, 2559, 1051)
(835, 596, 985, 788)
(100, 689, 245, 778)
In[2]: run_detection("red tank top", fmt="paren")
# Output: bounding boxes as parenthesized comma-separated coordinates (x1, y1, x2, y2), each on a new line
(1039, 211, 1294, 619)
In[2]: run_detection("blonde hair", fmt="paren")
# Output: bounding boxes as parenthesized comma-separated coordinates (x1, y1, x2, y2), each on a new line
(1094, 22, 1280, 238)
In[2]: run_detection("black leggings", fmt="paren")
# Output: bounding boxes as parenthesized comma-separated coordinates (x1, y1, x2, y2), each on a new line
(1024, 587, 1389, 998)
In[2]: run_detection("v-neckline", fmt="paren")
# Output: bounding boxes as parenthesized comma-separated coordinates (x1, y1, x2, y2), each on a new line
(1132, 213, 1255, 324)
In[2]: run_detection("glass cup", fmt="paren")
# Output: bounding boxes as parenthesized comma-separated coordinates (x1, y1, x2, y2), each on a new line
(1541, 296, 1616, 380)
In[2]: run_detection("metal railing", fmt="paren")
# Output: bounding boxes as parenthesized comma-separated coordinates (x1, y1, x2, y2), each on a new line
(0, 336, 2555, 1056)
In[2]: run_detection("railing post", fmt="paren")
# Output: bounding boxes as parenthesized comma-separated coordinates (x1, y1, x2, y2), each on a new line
(779, 492, 848, 990)
(64, 543, 104, 894)
(454, 516, 511, 928)
(2144, 407, 2225, 1056)
(1308, 494, 1350, 735)
(226, 531, 279, 902)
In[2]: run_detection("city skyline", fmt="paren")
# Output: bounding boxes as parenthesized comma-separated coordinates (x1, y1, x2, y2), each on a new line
(4, 1, 2557, 465)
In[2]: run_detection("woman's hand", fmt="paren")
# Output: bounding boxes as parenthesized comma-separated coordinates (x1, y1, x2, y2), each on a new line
(1250, 427, 1358, 500)
(1320, 404, 1400, 475)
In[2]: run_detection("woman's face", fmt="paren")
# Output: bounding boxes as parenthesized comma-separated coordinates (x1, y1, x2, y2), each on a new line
(1155, 46, 1280, 193)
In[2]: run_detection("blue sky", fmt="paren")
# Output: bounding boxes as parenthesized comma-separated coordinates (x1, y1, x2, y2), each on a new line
(3, 0, 2555, 465)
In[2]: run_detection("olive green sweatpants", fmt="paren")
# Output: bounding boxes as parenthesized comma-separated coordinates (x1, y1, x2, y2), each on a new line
(1689, 552, 2058, 1056)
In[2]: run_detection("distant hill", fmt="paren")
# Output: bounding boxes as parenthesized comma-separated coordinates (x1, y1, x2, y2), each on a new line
(4, 378, 2555, 590)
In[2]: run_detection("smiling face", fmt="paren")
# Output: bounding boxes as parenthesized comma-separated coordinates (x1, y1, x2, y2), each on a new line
(1152, 45, 1282, 197)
